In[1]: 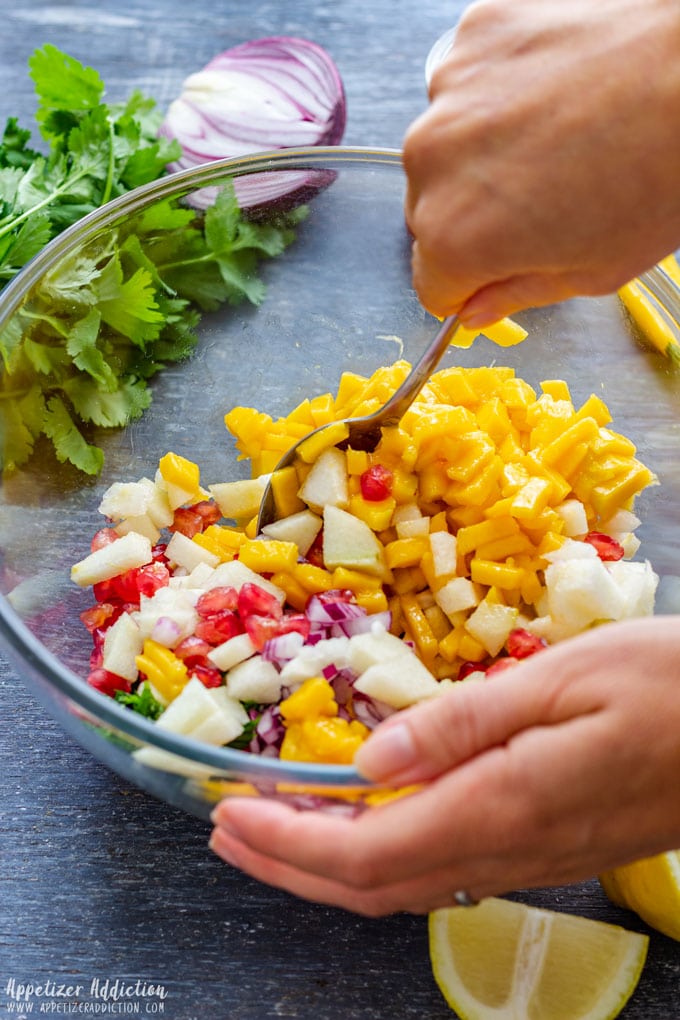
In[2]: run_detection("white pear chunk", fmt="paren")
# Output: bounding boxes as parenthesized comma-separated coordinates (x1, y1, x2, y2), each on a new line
(261, 509, 323, 556)
(298, 447, 349, 510)
(554, 499, 589, 538)
(208, 632, 258, 672)
(545, 557, 625, 629)
(225, 656, 283, 704)
(102, 612, 143, 682)
(353, 645, 440, 708)
(279, 636, 352, 687)
(133, 586, 199, 645)
(206, 560, 285, 602)
(607, 559, 658, 618)
(139, 677, 248, 744)
(71, 531, 152, 587)
(210, 475, 269, 521)
(465, 600, 519, 657)
(114, 514, 161, 544)
(165, 531, 220, 572)
(428, 530, 458, 578)
(322, 504, 387, 577)
(434, 576, 479, 618)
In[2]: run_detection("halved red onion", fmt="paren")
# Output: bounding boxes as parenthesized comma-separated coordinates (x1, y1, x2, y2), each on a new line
(161, 37, 346, 211)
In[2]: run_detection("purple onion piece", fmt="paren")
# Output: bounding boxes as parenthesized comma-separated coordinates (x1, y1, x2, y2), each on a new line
(160, 36, 346, 213)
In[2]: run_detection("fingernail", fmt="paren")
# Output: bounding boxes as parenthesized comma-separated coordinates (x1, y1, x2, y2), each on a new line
(355, 721, 417, 781)
(209, 829, 238, 867)
(459, 307, 497, 330)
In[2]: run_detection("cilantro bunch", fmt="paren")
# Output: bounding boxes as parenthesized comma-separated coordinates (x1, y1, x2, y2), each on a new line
(0, 45, 303, 475)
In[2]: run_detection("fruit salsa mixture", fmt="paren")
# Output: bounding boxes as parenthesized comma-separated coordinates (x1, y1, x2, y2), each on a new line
(71, 357, 659, 766)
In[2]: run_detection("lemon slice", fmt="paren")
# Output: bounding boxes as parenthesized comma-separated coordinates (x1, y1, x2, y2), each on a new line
(600, 849, 680, 941)
(429, 897, 648, 1020)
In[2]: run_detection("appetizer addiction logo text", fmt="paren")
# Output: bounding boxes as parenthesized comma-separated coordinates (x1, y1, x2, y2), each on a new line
(4, 976, 168, 1014)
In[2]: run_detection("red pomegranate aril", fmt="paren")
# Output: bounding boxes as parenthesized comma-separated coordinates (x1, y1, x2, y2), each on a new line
(87, 668, 131, 697)
(170, 507, 204, 538)
(80, 603, 118, 633)
(245, 614, 282, 651)
(360, 464, 393, 501)
(584, 531, 625, 561)
(506, 628, 548, 659)
(195, 610, 243, 645)
(276, 613, 311, 640)
(191, 500, 222, 527)
(304, 531, 325, 568)
(91, 528, 119, 552)
(174, 635, 214, 664)
(135, 562, 171, 597)
(238, 582, 283, 621)
(191, 663, 223, 689)
(92, 577, 119, 603)
(457, 660, 483, 681)
(196, 586, 239, 617)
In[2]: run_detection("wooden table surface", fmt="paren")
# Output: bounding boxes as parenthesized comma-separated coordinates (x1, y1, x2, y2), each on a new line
(0, 2, 678, 1018)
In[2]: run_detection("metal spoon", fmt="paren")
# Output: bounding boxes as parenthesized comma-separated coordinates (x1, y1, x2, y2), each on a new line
(256, 313, 459, 532)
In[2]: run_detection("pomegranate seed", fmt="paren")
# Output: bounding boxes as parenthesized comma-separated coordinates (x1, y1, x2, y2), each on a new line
(135, 562, 170, 597)
(457, 660, 483, 681)
(195, 611, 243, 645)
(244, 614, 282, 651)
(506, 628, 548, 659)
(238, 582, 283, 621)
(170, 507, 204, 538)
(80, 603, 118, 633)
(174, 635, 214, 664)
(275, 613, 311, 640)
(87, 668, 131, 697)
(360, 464, 393, 501)
(191, 500, 222, 527)
(91, 528, 119, 552)
(92, 577, 119, 603)
(304, 531, 325, 568)
(196, 586, 239, 617)
(191, 663, 223, 689)
(485, 657, 519, 677)
(584, 531, 625, 561)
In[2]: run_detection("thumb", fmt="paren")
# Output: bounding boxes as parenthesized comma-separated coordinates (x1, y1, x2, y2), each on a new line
(354, 662, 564, 785)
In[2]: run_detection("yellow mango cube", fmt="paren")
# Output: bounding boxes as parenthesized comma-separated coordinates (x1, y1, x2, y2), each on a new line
(238, 538, 298, 574)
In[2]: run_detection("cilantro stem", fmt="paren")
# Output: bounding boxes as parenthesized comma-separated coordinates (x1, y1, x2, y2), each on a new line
(0, 163, 95, 241)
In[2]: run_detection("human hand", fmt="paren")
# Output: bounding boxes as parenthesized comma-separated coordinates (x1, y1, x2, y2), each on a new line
(404, 0, 680, 325)
(209, 616, 680, 915)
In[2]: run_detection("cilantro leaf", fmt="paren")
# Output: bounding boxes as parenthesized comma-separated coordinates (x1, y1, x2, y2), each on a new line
(115, 683, 164, 720)
(42, 395, 104, 475)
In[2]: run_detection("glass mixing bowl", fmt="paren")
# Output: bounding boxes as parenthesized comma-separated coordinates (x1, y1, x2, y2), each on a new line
(1, 146, 679, 821)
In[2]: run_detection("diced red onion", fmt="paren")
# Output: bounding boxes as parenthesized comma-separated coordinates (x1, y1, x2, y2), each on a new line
(261, 630, 305, 665)
(161, 37, 346, 212)
(306, 594, 366, 626)
(352, 692, 397, 729)
(336, 610, 392, 637)
(150, 615, 182, 646)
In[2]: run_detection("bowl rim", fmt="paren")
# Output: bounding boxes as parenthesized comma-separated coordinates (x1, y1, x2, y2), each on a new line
(1, 143, 680, 786)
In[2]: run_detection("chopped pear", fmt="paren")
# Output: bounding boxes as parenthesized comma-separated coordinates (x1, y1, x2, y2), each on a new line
(210, 475, 269, 521)
(261, 509, 323, 556)
(298, 447, 349, 510)
(322, 504, 387, 577)
(71, 531, 152, 587)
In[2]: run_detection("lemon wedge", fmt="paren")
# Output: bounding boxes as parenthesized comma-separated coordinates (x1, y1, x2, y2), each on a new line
(429, 897, 648, 1020)
(600, 849, 680, 941)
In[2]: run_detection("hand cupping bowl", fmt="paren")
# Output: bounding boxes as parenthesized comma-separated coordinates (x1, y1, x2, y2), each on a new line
(1, 147, 680, 821)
